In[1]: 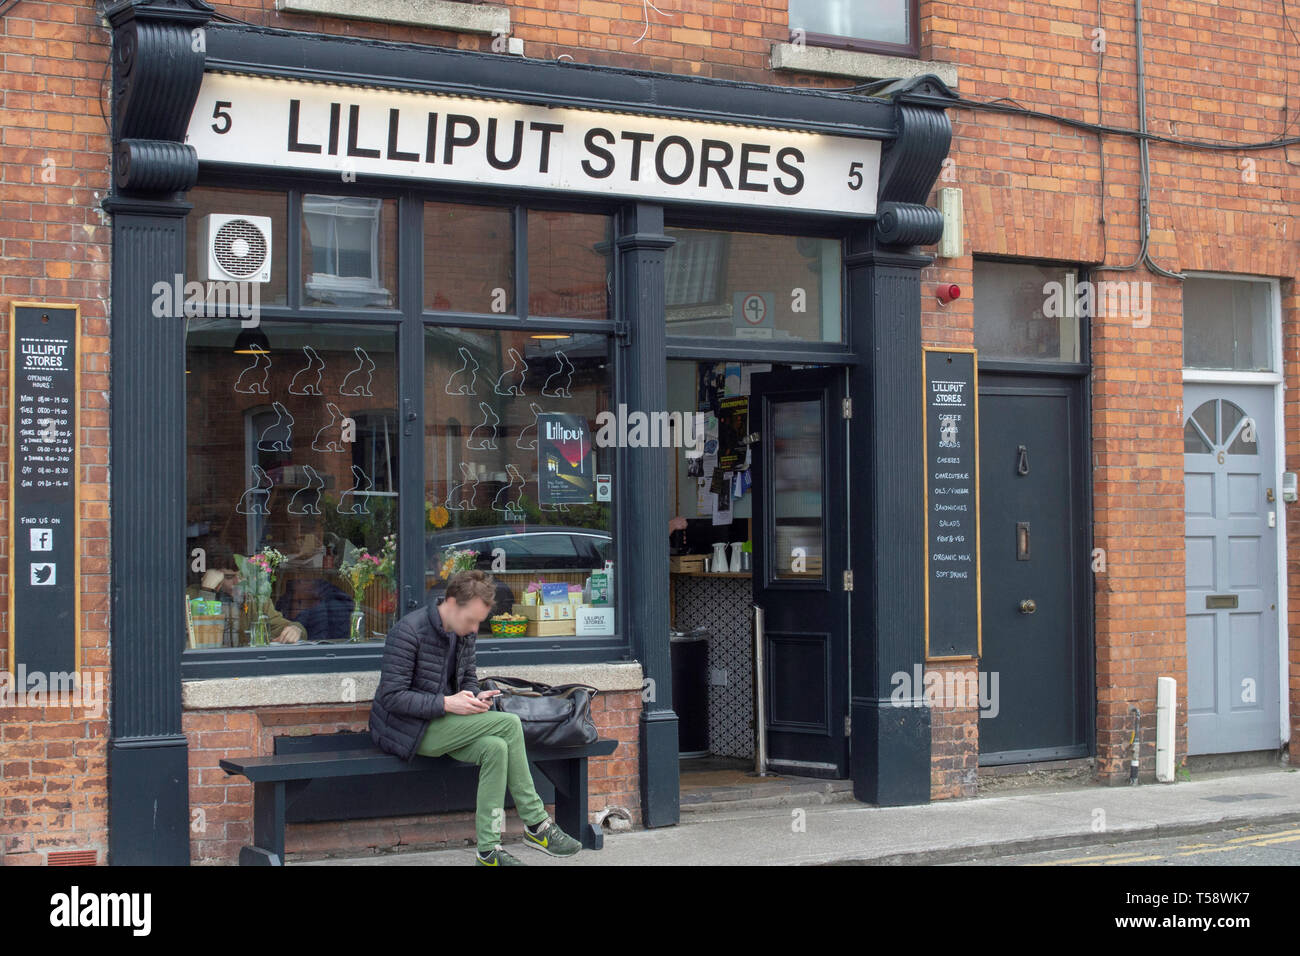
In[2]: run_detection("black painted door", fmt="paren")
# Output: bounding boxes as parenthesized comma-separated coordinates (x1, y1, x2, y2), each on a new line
(750, 368, 849, 778)
(976, 373, 1090, 763)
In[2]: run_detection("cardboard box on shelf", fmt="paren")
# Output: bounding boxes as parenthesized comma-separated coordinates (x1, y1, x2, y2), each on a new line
(524, 619, 577, 637)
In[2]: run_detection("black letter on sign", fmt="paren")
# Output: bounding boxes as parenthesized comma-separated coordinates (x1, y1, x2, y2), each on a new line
(655, 135, 694, 186)
(288, 100, 322, 154)
(444, 115, 481, 164)
(424, 113, 439, 164)
(487, 118, 525, 170)
(529, 122, 564, 173)
(621, 131, 653, 182)
(774, 147, 805, 195)
(386, 109, 420, 162)
(347, 104, 381, 159)
(698, 140, 733, 189)
(328, 103, 341, 155)
(582, 128, 615, 179)
(738, 143, 769, 192)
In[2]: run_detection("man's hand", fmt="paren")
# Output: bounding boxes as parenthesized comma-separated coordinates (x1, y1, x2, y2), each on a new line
(444, 690, 491, 715)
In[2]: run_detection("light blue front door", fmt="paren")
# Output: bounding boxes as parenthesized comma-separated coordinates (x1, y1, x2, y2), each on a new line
(1183, 384, 1281, 755)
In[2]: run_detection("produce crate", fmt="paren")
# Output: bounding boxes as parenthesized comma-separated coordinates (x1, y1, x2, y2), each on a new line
(670, 555, 710, 573)
(523, 619, 577, 637)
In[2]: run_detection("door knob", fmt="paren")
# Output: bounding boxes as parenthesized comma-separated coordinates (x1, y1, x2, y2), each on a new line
(1019, 598, 1037, 614)
(1266, 487, 1275, 502)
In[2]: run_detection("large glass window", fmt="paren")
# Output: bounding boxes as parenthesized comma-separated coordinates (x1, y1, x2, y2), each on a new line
(973, 259, 1082, 362)
(527, 210, 613, 320)
(424, 201, 515, 314)
(424, 327, 613, 635)
(185, 319, 399, 649)
(664, 226, 842, 342)
(301, 195, 398, 309)
(1182, 276, 1274, 371)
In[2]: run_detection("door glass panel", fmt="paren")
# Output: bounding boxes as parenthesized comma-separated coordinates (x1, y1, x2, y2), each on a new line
(1183, 420, 1212, 454)
(769, 398, 823, 580)
(1191, 400, 1217, 443)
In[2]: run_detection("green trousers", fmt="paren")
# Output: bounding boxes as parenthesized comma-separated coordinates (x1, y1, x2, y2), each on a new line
(415, 710, 549, 852)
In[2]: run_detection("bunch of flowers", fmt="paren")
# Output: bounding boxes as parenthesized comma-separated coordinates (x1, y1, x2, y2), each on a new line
(375, 534, 397, 586)
(439, 547, 478, 580)
(234, 548, 285, 606)
(426, 501, 450, 530)
(338, 543, 383, 599)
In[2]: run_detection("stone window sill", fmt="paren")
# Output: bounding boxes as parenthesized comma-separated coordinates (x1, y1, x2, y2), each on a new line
(275, 0, 509, 36)
(770, 43, 958, 89)
(182, 661, 644, 709)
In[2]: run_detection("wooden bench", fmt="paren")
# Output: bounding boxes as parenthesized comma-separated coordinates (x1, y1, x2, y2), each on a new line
(219, 732, 619, 865)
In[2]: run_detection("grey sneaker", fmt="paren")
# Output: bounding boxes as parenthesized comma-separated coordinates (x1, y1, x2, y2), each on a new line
(522, 819, 582, 857)
(476, 845, 525, 866)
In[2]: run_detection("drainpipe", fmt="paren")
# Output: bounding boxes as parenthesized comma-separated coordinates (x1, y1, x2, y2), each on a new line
(1129, 706, 1141, 785)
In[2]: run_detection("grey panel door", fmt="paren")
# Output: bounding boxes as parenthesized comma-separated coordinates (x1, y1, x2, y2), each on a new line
(750, 368, 849, 778)
(1183, 384, 1280, 755)
(977, 374, 1090, 763)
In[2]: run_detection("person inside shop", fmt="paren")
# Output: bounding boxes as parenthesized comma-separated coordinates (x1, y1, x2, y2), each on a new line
(369, 569, 585, 866)
(186, 567, 306, 644)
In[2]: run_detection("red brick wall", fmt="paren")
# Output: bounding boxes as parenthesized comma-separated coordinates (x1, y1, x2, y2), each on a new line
(0, 0, 112, 865)
(186, 688, 641, 863)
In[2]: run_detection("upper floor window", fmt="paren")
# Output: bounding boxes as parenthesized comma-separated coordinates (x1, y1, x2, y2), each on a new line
(788, 0, 918, 56)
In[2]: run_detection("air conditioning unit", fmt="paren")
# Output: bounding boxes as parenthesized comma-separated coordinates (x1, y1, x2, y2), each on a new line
(198, 214, 272, 283)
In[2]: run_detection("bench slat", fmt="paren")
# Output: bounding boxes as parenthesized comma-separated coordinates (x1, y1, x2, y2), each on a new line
(221, 738, 618, 783)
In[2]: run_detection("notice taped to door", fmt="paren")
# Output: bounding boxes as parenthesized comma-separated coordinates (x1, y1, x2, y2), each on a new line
(923, 347, 980, 660)
(8, 302, 80, 675)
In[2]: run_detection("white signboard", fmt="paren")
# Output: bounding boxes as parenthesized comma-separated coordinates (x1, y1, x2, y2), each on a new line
(185, 73, 881, 216)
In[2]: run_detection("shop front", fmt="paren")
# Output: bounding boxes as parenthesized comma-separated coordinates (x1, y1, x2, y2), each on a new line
(105, 2, 955, 862)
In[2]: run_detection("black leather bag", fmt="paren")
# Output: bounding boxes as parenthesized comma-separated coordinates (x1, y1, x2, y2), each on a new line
(479, 676, 600, 748)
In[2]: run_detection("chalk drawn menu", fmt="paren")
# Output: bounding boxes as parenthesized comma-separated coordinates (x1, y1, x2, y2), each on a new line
(923, 347, 980, 660)
(8, 303, 79, 673)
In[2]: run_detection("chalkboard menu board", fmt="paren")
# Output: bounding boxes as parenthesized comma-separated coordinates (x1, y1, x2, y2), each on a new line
(8, 303, 79, 674)
(923, 347, 980, 660)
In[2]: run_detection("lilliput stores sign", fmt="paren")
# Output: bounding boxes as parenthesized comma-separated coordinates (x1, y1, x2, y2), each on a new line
(185, 74, 882, 215)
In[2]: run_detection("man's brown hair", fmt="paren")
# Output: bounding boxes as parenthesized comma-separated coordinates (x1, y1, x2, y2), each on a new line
(445, 569, 497, 607)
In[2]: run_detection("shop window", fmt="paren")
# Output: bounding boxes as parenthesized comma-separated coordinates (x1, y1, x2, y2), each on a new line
(424, 201, 515, 313)
(787, 0, 917, 55)
(527, 210, 613, 320)
(973, 259, 1082, 362)
(1182, 276, 1274, 372)
(301, 195, 397, 309)
(185, 186, 288, 306)
(664, 227, 842, 342)
(424, 326, 613, 635)
(185, 319, 399, 649)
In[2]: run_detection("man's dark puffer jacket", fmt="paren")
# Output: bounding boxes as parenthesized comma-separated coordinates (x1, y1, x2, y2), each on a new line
(369, 600, 480, 761)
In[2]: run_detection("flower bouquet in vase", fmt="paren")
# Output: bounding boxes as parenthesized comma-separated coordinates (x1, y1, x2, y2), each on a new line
(339, 542, 382, 643)
(439, 547, 478, 582)
(375, 534, 398, 619)
(234, 548, 284, 647)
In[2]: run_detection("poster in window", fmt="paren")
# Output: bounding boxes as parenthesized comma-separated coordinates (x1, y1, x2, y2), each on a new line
(537, 413, 594, 505)
(717, 396, 748, 469)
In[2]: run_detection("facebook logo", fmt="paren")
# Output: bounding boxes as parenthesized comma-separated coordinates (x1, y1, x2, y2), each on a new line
(29, 528, 53, 551)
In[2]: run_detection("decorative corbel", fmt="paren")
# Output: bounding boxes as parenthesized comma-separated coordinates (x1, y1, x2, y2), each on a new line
(870, 73, 958, 249)
(105, 0, 214, 196)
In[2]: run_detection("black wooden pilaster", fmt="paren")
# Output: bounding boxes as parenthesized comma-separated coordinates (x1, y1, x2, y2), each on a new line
(615, 204, 678, 828)
(105, 0, 212, 865)
(846, 236, 934, 806)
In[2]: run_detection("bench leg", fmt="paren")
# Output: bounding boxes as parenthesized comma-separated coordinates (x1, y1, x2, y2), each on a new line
(244, 781, 287, 866)
(532, 759, 603, 851)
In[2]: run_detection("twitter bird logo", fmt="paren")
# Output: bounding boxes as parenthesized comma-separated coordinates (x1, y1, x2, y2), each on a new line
(31, 563, 55, 585)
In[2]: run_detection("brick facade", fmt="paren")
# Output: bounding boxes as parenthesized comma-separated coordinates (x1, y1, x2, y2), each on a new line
(2, 0, 1296, 864)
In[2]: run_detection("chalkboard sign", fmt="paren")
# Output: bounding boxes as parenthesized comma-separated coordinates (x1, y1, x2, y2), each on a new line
(923, 347, 980, 660)
(8, 303, 80, 675)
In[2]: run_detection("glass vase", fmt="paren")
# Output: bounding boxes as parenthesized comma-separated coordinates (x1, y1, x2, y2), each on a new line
(248, 600, 270, 647)
(348, 607, 366, 643)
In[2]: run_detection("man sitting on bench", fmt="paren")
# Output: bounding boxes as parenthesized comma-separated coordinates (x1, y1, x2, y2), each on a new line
(368, 569, 583, 865)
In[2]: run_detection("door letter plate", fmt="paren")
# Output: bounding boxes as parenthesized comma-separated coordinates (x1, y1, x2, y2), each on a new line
(1205, 594, 1238, 609)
